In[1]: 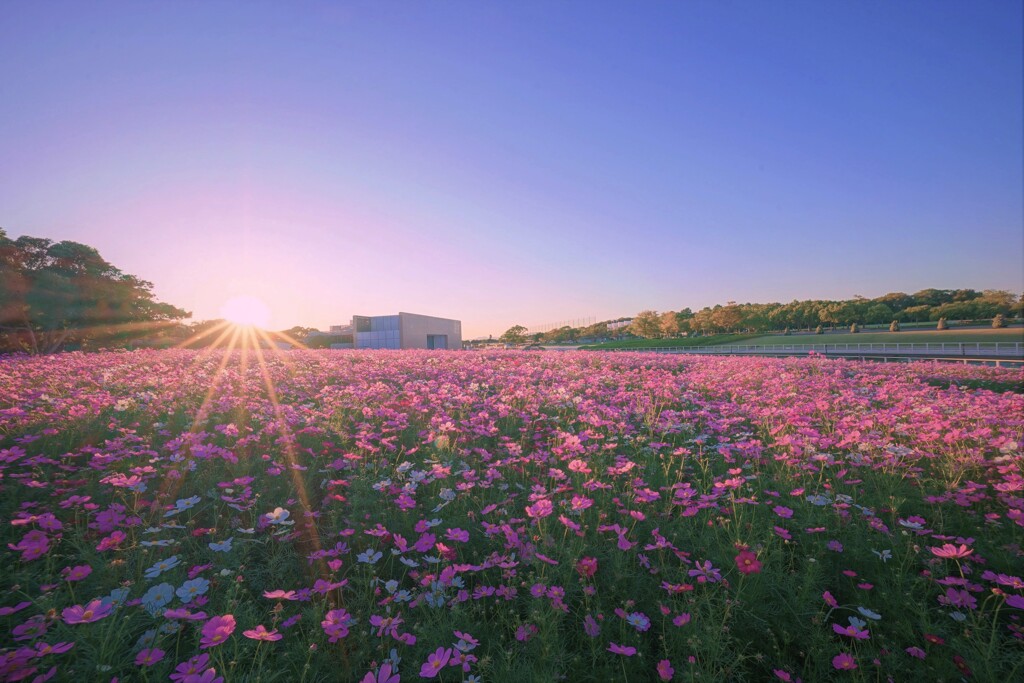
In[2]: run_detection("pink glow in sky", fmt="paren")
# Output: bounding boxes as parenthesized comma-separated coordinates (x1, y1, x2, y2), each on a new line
(2, 2, 1021, 338)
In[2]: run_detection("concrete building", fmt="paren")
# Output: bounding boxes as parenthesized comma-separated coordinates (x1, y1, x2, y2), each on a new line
(351, 312, 462, 350)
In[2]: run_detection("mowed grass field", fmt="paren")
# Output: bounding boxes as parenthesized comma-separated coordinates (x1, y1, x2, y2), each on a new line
(579, 334, 760, 350)
(744, 327, 1024, 346)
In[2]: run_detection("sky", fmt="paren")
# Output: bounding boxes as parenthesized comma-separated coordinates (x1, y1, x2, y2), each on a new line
(2, 1, 1022, 338)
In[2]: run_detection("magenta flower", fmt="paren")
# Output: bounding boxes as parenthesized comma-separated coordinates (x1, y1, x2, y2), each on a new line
(200, 614, 236, 648)
(419, 647, 452, 678)
(9, 530, 50, 561)
(823, 591, 838, 608)
(360, 663, 400, 683)
(62, 600, 113, 624)
(657, 659, 674, 680)
(608, 642, 637, 656)
(773, 505, 794, 519)
(832, 653, 857, 670)
(930, 543, 973, 559)
(525, 499, 553, 519)
(734, 550, 761, 575)
(321, 608, 353, 643)
(832, 623, 870, 640)
(1006, 594, 1024, 609)
(135, 648, 166, 667)
(576, 556, 598, 578)
(96, 531, 126, 551)
(62, 565, 92, 582)
(243, 624, 282, 641)
(263, 589, 298, 600)
(583, 614, 600, 637)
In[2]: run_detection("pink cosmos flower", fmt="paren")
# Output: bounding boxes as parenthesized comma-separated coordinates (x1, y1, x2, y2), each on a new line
(525, 499, 553, 519)
(62, 565, 92, 582)
(0, 601, 32, 616)
(832, 623, 870, 640)
(773, 506, 794, 519)
(95, 530, 126, 552)
(930, 544, 973, 559)
(832, 653, 857, 670)
(135, 648, 165, 667)
(321, 608, 353, 643)
(243, 625, 282, 641)
(734, 550, 761, 575)
(62, 600, 113, 624)
(905, 646, 926, 659)
(1006, 594, 1024, 609)
(165, 608, 208, 621)
(657, 659, 674, 680)
(200, 614, 236, 648)
(263, 589, 298, 600)
(576, 556, 598, 578)
(9, 530, 50, 561)
(608, 643, 637, 656)
(360, 663, 400, 683)
(419, 647, 452, 678)
(823, 591, 838, 608)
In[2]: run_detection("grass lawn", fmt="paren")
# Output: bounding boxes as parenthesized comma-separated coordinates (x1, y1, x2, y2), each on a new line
(579, 333, 760, 350)
(742, 328, 1024, 346)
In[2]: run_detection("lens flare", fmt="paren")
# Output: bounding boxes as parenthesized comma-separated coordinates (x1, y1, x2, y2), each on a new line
(220, 296, 271, 329)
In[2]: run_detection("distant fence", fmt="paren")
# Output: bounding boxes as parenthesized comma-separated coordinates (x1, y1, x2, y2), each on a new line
(616, 342, 1021, 355)
(607, 342, 1024, 368)
(528, 317, 596, 334)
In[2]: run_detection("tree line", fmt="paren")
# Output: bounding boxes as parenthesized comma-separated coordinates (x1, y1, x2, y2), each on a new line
(1, 229, 190, 353)
(501, 289, 1023, 343)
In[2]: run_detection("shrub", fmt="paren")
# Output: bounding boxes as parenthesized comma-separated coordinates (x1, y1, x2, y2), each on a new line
(992, 314, 1006, 328)
(937, 317, 948, 330)
(814, 325, 823, 335)
(889, 320, 900, 332)
(850, 323, 859, 333)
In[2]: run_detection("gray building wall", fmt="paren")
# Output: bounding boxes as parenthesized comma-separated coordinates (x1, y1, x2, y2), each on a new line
(398, 312, 462, 350)
(351, 313, 462, 350)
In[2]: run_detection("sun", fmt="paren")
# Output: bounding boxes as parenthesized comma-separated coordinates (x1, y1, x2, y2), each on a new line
(220, 295, 271, 329)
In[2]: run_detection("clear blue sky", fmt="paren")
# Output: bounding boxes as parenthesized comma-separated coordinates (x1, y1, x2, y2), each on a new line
(2, 1, 1021, 337)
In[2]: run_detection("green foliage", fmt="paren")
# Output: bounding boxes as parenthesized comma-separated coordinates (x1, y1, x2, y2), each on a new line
(500, 325, 529, 345)
(580, 334, 759, 350)
(0, 229, 189, 353)
(629, 310, 663, 338)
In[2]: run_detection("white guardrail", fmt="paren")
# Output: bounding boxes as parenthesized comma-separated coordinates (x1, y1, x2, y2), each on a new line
(618, 342, 1024, 357)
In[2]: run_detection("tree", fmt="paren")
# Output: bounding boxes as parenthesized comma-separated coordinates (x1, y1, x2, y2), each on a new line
(500, 325, 529, 345)
(865, 303, 894, 325)
(629, 310, 662, 338)
(280, 326, 320, 342)
(711, 303, 743, 332)
(660, 311, 681, 337)
(0, 229, 189, 353)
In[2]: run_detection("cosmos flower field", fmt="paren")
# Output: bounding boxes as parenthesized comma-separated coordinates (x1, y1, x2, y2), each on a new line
(1, 350, 1022, 682)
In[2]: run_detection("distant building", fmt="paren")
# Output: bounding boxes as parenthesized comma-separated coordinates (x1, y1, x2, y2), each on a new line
(349, 312, 462, 350)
